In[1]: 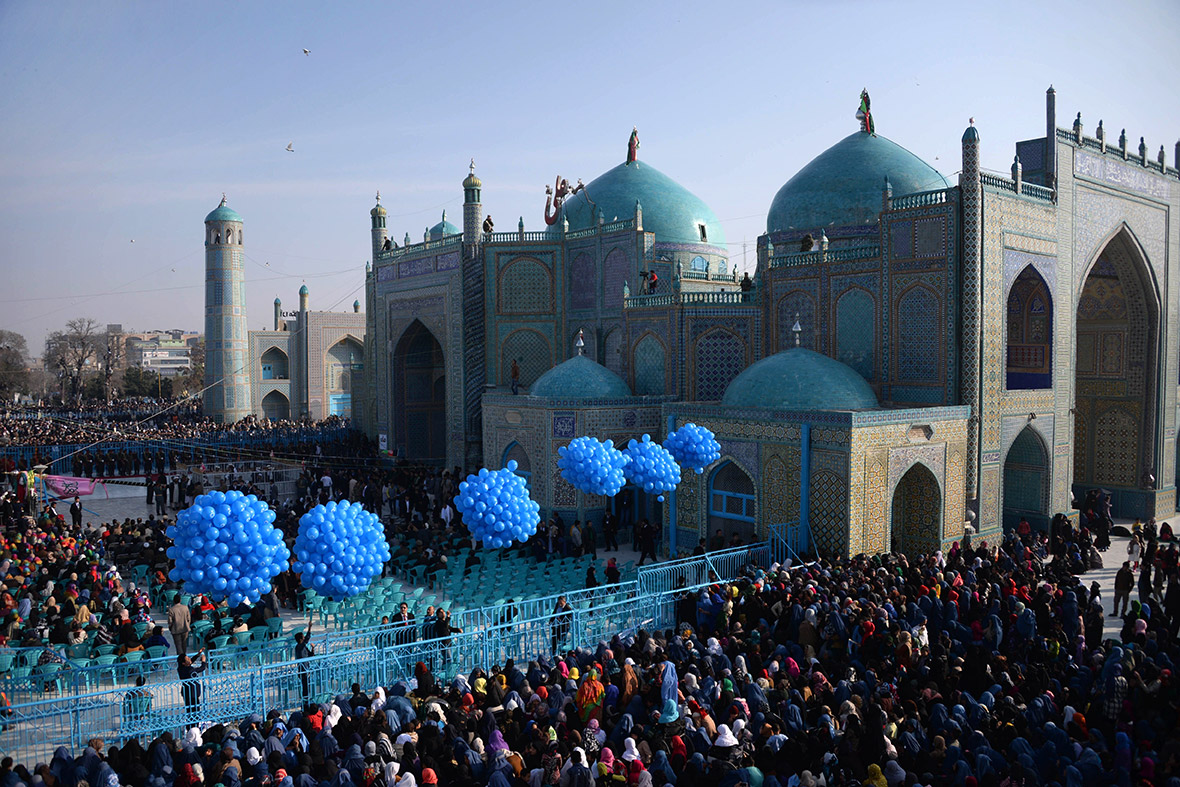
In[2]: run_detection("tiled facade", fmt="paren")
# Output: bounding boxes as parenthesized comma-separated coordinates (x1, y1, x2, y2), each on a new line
(360, 96, 1180, 556)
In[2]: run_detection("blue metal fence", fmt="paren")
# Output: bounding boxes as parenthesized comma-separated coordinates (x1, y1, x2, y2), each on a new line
(0, 539, 777, 762)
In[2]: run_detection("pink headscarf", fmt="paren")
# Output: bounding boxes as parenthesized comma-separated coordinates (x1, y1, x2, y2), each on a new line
(599, 747, 615, 768)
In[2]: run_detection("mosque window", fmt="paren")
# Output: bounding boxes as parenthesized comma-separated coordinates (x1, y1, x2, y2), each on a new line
(1005, 265, 1053, 390)
(698, 224, 708, 243)
(709, 461, 756, 528)
(690, 256, 708, 273)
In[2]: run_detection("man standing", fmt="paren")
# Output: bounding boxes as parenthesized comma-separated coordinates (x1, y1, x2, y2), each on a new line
(551, 596, 573, 655)
(638, 519, 658, 566)
(569, 521, 583, 558)
(168, 594, 191, 655)
(178, 649, 206, 719)
(584, 520, 597, 560)
(603, 512, 619, 552)
(1112, 561, 1134, 617)
(70, 496, 83, 529)
(510, 359, 521, 395)
(294, 620, 315, 700)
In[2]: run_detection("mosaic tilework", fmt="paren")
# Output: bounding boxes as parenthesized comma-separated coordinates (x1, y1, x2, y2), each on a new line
(811, 469, 848, 556)
(603, 248, 630, 310)
(914, 217, 945, 257)
(552, 412, 575, 439)
(1003, 427, 1049, 515)
(694, 329, 747, 401)
(718, 440, 760, 482)
(762, 454, 796, 525)
(891, 220, 913, 258)
(895, 286, 940, 383)
(604, 328, 625, 377)
(498, 258, 552, 314)
(863, 454, 888, 553)
(570, 253, 595, 310)
(633, 334, 667, 396)
(835, 288, 876, 380)
(1094, 407, 1140, 487)
(1073, 189, 1167, 290)
(500, 329, 552, 387)
(776, 290, 817, 351)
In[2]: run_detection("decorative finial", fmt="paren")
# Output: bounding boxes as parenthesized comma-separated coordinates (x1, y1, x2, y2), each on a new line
(791, 313, 802, 347)
(220, 192, 227, 205)
(969, 117, 974, 126)
(469, 158, 475, 175)
(375, 190, 381, 203)
(575, 329, 585, 356)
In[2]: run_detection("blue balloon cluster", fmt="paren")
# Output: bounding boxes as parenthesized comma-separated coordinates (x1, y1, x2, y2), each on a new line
(557, 436, 630, 497)
(292, 501, 391, 599)
(456, 461, 541, 548)
(623, 434, 682, 502)
(167, 490, 290, 608)
(664, 422, 722, 474)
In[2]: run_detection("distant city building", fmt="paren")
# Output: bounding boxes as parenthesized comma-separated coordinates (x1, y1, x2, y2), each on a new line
(123, 330, 201, 377)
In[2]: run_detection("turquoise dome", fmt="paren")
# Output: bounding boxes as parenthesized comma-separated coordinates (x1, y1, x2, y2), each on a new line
(299, 284, 309, 295)
(429, 210, 461, 240)
(767, 132, 949, 232)
(553, 161, 725, 246)
(722, 347, 878, 410)
(205, 197, 242, 223)
(530, 355, 632, 399)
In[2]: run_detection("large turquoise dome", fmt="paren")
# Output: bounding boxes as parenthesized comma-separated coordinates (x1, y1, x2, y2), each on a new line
(530, 355, 632, 399)
(205, 197, 242, 223)
(555, 161, 725, 246)
(766, 132, 949, 233)
(722, 347, 878, 410)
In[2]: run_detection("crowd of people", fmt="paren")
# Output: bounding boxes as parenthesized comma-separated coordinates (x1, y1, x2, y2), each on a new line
(2, 492, 1177, 785)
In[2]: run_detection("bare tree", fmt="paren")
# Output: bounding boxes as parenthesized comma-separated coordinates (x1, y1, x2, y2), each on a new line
(43, 317, 102, 403)
(0, 330, 30, 402)
(100, 326, 125, 400)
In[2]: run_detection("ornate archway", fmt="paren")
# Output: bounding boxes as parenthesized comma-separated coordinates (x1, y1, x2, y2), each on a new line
(1074, 229, 1160, 517)
(393, 320, 445, 461)
(1003, 427, 1050, 533)
(890, 463, 941, 556)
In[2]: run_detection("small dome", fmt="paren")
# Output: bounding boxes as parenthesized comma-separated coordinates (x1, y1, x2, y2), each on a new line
(722, 347, 878, 411)
(530, 355, 632, 399)
(429, 210, 461, 240)
(463, 171, 482, 189)
(371, 204, 386, 217)
(766, 132, 949, 233)
(962, 123, 979, 142)
(274, 296, 282, 304)
(299, 284, 309, 296)
(552, 160, 725, 246)
(205, 196, 242, 223)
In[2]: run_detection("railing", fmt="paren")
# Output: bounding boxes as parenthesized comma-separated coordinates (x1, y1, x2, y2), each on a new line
(680, 269, 711, 280)
(375, 235, 463, 261)
(768, 521, 812, 566)
(979, 172, 1054, 202)
(0, 541, 782, 761)
(623, 291, 754, 309)
(624, 293, 676, 308)
(1022, 182, 1055, 201)
(980, 172, 1017, 193)
(0, 428, 354, 472)
(890, 188, 948, 209)
(682, 291, 751, 305)
(769, 244, 880, 269)
(484, 231, 552, 243)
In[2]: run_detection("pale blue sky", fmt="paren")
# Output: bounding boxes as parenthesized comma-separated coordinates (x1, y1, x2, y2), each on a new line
(1, 0, 1176, 353)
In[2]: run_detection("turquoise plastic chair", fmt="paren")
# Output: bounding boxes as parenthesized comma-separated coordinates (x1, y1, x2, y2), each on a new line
(33, 663, 63, 693)
(95, 644, 119, 656)
(92, 654, 119, 684)
(121, 650, 146, 664)
(145, 645, 168, 664)
(0, 653, 14, 673)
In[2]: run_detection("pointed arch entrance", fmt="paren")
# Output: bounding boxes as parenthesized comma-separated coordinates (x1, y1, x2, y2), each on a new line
(1074, 229, 1159, 517)
(1003, 427, 1049, 533)
(890, 463, 941, 556)
(708, 461, 757, 542)
(393, 320, 446, 462)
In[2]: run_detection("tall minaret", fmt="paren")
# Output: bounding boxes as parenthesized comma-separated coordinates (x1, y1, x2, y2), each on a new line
(959, 121, 983, 518)
(371, 191, 388, 261)
(462, 159, 482, 256)
(203, 195, 250, 423)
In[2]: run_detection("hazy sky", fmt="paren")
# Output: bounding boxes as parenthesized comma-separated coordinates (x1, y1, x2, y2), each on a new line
(1, 1, 1177, 354)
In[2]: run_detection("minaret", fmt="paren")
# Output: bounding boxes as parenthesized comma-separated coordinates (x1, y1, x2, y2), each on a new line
(203, 195, 250, 423)
(959, 120, 983, 516)
(371, 191, 388, 261)
(274, 297, 282, 331)
(299, 283, 309, 312)
(462, 159, 482, 256)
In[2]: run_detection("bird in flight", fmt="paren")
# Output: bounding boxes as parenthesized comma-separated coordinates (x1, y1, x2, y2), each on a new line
(286, 142, 295, 153)
(303, 49, 311, 56)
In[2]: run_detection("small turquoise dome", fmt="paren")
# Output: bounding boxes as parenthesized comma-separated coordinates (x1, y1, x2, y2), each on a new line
(767, 132, 949, 233)
(205, 196, 242, 223)
(299, 284, 309, 296)
(530, 355, 632, 399)
(274, 296, 281, 304)
(722, 347, 878, 410)
(962, 123, 979, 142)
(553, 161, 725, 246)
(429, 210, 461, 240)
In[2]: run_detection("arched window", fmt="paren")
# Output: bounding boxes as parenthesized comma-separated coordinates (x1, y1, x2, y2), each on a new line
(503, 442, 532, 489)
(709, 461, 756, 537)
(690, 256, 708, 273)
(1006, 265, 1052, 389)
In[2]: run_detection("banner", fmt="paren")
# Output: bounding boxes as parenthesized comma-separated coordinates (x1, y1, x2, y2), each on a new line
(43, 475, 108, 499)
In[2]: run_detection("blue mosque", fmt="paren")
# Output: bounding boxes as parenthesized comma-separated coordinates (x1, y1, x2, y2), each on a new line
(356, 90, 1180, 558)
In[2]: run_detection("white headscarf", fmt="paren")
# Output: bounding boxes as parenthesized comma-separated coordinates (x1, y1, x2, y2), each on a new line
(371, 686, 387, 713)
(182, 727, 203, 748)
(714, 724, 738, 748)
(324, 704, 343, 732)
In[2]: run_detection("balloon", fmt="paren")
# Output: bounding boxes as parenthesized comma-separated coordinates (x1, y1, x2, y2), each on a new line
(292, 501, 389, 600)
(557, 436, 630, 497)
(454, 463, 539, 549)
(167, 496, 290, 606)
(664, 422, 722, 474)
(622, 434, 681, 496)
